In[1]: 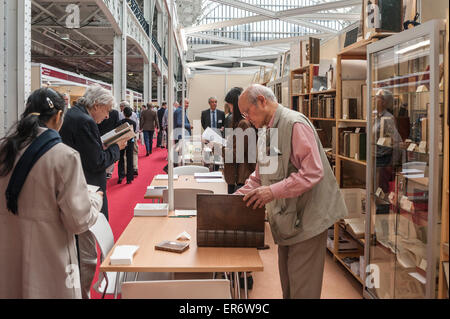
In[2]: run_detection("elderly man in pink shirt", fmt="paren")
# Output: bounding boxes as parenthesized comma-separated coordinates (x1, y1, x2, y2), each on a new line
(236, 84, 347, 299)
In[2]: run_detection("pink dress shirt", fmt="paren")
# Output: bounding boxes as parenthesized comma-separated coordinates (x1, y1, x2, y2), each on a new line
(236, 114, 324, 199)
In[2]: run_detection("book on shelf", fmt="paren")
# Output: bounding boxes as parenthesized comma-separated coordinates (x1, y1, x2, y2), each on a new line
(101, 122, 135, 147)
(340, 188, 366, 219)
(110, 245, 139, 265)
(343, 217, 365, 239)
(342, 98, 358, 120)
(340, 130, 366, 161)
(155, 240, 189, 253)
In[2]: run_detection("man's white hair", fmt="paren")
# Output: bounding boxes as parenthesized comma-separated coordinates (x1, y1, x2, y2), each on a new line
(208, 97, 217, 103)
(246, 84, 277, 105)
(79, 84, 115, 109)
(120, 100, 130, 108)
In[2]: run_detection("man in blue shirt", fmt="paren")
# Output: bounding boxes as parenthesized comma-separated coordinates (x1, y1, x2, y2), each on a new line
(174, 99, 191, 141)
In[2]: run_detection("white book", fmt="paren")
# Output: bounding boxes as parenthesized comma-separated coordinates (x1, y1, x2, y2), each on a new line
(154, 174, 179, 180)
(146, 185, 168, 196)
(101, 122, 135, 147)
(408, 272, 426, 285)
(202, 127, 227, 146)
(110, 245, 139, 265)
(195, 178, 225, 183)
(174, 210, 197, 216)
(194, 172, 223, 178)
(134, 203, 168, 217)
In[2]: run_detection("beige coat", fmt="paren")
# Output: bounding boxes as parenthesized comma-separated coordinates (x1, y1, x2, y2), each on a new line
(0, 128, 101, 299)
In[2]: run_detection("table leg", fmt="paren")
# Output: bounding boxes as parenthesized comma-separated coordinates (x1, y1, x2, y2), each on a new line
(243, 272, 248, 299)
(234, 272, 241, 299)
(114, 272, 121, 299)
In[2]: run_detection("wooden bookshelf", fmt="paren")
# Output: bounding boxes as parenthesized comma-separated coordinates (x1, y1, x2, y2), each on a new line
(438, 15, 449, 300)
(338, 155, 367, 166)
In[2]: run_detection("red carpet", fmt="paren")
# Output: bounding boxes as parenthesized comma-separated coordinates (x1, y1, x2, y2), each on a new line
(91, 137, 167, 299)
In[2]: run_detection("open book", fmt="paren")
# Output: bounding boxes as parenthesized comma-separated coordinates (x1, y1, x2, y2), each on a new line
(202, 127, 227, 146)
(101, 122, 135, 147)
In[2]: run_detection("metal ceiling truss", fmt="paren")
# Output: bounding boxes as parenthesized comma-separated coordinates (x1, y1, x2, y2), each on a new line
(179, 0, 361, 72)
(30, 0, 147, 92)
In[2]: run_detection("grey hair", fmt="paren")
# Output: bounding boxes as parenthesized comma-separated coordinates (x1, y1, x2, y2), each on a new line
(246, 84, 277, 105)
(120, 100, 130, 108)
(208, 97, 217, 103)
(375, 88, 394, 109)
(78, 84, 115, 109)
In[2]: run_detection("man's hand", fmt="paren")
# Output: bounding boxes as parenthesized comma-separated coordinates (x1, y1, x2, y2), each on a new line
(116, 139, 128, 150)
(243, 186, 274, 209)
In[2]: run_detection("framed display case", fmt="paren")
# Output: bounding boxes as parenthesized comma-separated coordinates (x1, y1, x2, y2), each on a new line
(365, 19, 446, 299)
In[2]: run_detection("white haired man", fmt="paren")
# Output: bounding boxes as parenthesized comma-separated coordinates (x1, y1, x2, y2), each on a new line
(235, 84, 348, 299)
(60, 84, 127, 299)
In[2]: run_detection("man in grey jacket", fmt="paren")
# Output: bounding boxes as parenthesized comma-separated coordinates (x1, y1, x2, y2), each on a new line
(236, 84, 348, 299)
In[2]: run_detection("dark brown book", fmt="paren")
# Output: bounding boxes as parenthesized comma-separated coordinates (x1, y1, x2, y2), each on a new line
(155, 240, 189, 253)
(196, 194, 265, 248)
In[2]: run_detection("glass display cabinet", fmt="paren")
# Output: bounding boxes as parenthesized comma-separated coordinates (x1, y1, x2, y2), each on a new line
(365, 20, 446, 299)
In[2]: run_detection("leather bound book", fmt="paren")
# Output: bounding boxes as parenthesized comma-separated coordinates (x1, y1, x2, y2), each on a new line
(155, 240, 189, 253)
(196, 194, 265, 248)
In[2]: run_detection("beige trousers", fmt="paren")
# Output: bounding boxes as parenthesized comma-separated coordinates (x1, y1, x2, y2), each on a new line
(277, 230, 327, 299)
(78, 231, 98, 299)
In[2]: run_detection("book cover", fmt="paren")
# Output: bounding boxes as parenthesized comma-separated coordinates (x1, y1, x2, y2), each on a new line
(101, 122, 134, 147)
(155, 240, 189, 253)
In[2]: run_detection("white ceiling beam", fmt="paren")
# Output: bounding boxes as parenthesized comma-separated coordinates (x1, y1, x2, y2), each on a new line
(192, 33, 329, 53)
(195, 53, 279, 61)
(277, 0, 361, 18)
(208, 0, 337, 34)
(193, 65, 229, 71)
(208, 0, 276, 18)
(294, 13, 361, 20)
(189, 33, 251, 46)
(184, 0, 360, 34)
(184, 15, 268, 34)
(187, 60, 230, 67)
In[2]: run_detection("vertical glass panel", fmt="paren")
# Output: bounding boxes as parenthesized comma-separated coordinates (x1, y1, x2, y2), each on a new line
(368, 30, 443, 299)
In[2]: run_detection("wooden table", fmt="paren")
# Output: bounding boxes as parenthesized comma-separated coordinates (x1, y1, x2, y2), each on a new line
(144, 175, 228, 199)
(100, 216, 264, 298)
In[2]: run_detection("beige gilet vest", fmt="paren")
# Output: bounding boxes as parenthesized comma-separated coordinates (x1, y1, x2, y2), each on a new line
(259, 105, 348, 245)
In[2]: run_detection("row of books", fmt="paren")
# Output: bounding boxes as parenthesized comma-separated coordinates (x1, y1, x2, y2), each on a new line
(339, 130, 367, 161)
(310, 95, 335, 119)
(342, 98, 366, 120)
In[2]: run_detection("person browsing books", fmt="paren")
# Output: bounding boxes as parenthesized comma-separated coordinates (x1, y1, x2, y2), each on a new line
(59, 84, 127, 298)
(0, 88, 102, 298)
(235, 84, 348, 299)
(118, 106, 137, 184)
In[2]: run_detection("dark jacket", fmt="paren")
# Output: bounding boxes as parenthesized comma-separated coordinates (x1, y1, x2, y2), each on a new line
(140, 108, 159, 131)
(60, 103, 120, 219)
(98, 109, 120, 136)
(224, 113, 233, 129)
(201, 108, 225, 131)
(157, 107, 166, 128)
